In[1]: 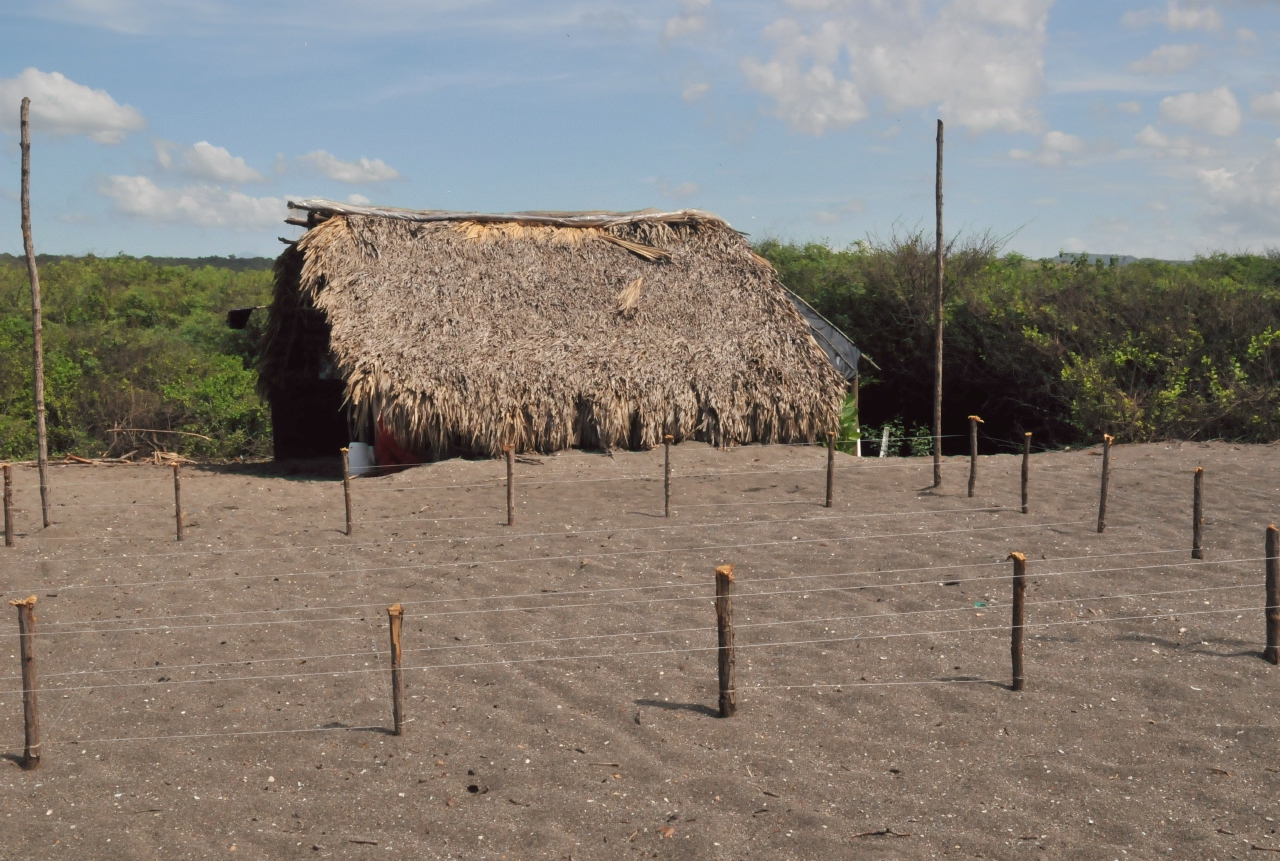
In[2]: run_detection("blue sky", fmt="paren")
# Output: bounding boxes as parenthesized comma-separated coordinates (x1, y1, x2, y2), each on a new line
(0, 0, 1278, 259)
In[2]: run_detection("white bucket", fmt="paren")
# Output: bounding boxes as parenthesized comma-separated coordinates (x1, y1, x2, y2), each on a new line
(346, 442, 377, 477)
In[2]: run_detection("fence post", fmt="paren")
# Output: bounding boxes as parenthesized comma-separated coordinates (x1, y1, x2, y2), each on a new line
(341, 447, 353, 537)
(1192, 468, 1204, 560)
(1021, 432, 1031, 515)
(967, 416, 981, 498)
(10, 595, 40, 769)
(1266, 525, 1278, 666)
(3, 464, 13, 547)
(1096, 434, 1113, 534)
(663, 435, 673, 518)
(172, 464, 184, 542)
(715, 564, 736, 718)
(505, 445, 515, 526)
(879, 427, 890, 459)
(387, 602, 405, 734)
(825, 432, 835, 508)
(1008, 553, 1026, 691)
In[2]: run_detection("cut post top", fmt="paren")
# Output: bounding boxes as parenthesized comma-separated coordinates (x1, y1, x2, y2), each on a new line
(715, 563, 734, 582)
(968, 415, 983, 423)
(1006, 551, 1027, 564)
(9, 594, 37, 610)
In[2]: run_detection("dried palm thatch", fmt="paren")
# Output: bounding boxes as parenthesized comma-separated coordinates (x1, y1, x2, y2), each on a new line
(261, 200, 846, 459)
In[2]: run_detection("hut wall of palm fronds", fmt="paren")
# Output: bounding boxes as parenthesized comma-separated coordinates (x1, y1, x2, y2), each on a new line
(259, 200, 848, 461)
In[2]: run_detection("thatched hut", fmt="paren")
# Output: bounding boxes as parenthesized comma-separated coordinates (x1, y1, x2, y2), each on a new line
(260, 200, 858, 462)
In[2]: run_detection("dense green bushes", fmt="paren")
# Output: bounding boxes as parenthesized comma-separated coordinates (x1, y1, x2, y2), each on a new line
(2, 243, 1277, 463)
(0, 256, 272, 461)
(761, 238, 1280, 451)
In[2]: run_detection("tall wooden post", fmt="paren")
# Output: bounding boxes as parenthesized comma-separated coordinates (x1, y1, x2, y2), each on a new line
(933, 118, 945, 489)
(663, 434, 673, 518)
(20, 98, 50, 529)
(1192, 468, 1204, 560)
(3, 464, 13, 547)
(1021, 432, 1031, 515)
(1265, 525, 1279, 666)
(505, 445, 515, 527)
(715, 564, 736, 718)
(172, 464, 184, 541)
(11, 595, 40, 769)
(387, 603, 405, 734)
(341, 447, 353, 537)
(1097, 434, 1113, 534)
(1008, 553, 1026, 692)
(825, 431, 835, 508)
(967, 416, 981, 498)
(852, 372, 861, 458)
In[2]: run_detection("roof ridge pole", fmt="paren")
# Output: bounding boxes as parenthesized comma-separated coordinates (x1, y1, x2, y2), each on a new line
(933, 118, 944, 489)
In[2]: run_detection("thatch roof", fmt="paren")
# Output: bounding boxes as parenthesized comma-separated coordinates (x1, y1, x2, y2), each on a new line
(261, 199, 848, 458)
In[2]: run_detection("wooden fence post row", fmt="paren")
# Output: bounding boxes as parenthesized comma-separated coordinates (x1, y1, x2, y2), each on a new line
(1097, 434, 1114, 534)
(341, 447, 353, 537)
(3, 464, 13, 548)
(825, 432, 835, 508)
(1266, 525, 1279, 666)
(715, 564, 736, 718)
(663, 435, 673, 518)
(172, 464, 184, 542)
(967, 416, 982, 498)
(387, 603, 405, 735)
(11, 595, 40, 770)
(1021, 433, 1031, 515)
(1008, 553, 1027, 692)
(1192, 468, 1204, 560)
(505, 445, 515, 527)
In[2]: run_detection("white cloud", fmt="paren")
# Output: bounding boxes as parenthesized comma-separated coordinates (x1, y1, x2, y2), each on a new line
(1253, 92, 1280, 124)
(97, 175, 285, 228)
(682, 81, 711, 102)
(1122, 2, 1221, 32)
(1159, 87, 1241, 136)
(658, 180, 701, 199)
(1009, 130, 1085, 167)
(740, 0, 1051, 135)
(156, 140, 265, 184)
(1127, 44, 1200, 75)
(663, 0, 710, 40)
(1118, 101, 1143, 114)
(347, 193, 372, 205)
(299, 150, 400, 183)
(1195, 145, 1280, 236)
(0, 68, 145, 144)
(813, 198, 866, 224)
(1135, 124, 1216, 160)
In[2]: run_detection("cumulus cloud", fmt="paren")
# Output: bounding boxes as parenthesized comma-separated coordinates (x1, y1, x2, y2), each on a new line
(1159, 87, 1241, 136)
(1122, 1, 1221, 32)
(1009, 130, 1085, 167)
(299, 150, 400, 183)
(657, 179, 701, 199)
(1135, 124, 1217, 160)
(0, 68, 145, 144)
(813, 198, 866, 224)
(1127, 44, 1200, 75)
(1253, 91, 1280, 124)
(740, 0, 1051, 135)
(663, 0, 711, 40)
(682, 81, 711, 102)
(1195, 143, 1280, 236)
(155, 140, 265, 184)
(97, 175, 286, 228)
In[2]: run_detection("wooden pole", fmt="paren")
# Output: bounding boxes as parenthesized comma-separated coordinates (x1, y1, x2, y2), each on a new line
(967, 416, 981, 498)
(4, 464, 13, 547)
(172, 464, 184, 542)
(1266, 525, 1279, 666)
(933, 118, 944, 489)
(715, 564, 736, 718)
(341, 447, 353, 537)
(1097, 434, 1113, 534)
(387, 602, 405, 734)
(1008, 553, 1026, 692)
(1192, 468, 1204, 560)
(11, 595, 40, 769)
(852, 372, 861, 458)
(505, 445, 515, 527)
(879, 426, 890, 458)
(825, 431, 835, 508)
(1021, 432, 1031, 515)
(663, 434, 673, 518)
(20, 99, 50, 529)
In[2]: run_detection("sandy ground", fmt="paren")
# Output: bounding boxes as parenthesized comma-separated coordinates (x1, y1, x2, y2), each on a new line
(0, 440, 1278, 861)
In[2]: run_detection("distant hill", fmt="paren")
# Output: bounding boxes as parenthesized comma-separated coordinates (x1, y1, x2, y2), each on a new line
(0, 253, 275, 272)
(1050, 253, 1192, 267)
